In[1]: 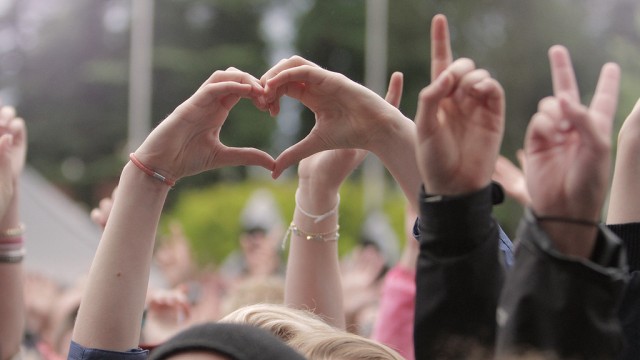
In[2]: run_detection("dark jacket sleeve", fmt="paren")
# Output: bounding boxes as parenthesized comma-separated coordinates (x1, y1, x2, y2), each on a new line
(414, 185, 503, 359)
(68, 341, 149, 360)
(607, 222, 640, 360)
(497, 209, 628, 360)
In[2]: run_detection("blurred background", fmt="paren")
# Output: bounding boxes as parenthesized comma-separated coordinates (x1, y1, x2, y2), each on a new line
(2, 0, 640, 269)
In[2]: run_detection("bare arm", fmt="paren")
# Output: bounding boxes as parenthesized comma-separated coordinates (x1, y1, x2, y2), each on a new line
(72, 69, 274, 351)
(284, 73, 404, 329)
(0, 107, 26, 360)
(607, 98, 640, 224)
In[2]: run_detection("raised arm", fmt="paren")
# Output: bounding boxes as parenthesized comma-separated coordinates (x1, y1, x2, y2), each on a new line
(524, 46, 619, 257)
(608, 98, 640, 224)
(606, 97, 640, 360)
(0, 106, 27, 360)
(497, 45, 626, 359)
(413, 14, 506, 359)
(284, 72, 403, 329)
(261, 57, 420, 208)
(71, 68, 274, 353)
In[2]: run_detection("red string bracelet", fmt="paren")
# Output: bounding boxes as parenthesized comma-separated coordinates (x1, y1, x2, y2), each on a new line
(129, 153, 176, 187)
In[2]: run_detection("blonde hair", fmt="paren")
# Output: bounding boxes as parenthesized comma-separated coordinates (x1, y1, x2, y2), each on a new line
(220, 276, 285, 317)
(220, 303, 404, 360)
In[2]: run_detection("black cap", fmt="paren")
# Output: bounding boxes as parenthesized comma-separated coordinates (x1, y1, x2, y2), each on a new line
(149, 323, 306, 360)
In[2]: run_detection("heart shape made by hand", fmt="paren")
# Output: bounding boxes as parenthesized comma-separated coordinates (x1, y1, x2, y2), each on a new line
(131, 56, 406, 184)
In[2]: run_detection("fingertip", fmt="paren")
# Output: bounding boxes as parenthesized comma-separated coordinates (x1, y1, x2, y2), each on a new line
(268, 103, 279, 117)
(271, 163, 285, 179)
(548, 44, 568, 58)
(432, 13, 447, 27)
(599, 62, 621, 89)
(603, 62, 621, 75)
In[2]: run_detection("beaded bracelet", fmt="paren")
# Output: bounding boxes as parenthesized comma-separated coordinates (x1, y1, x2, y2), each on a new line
(0, 224, 25, 239)
(129, 153, 176, 187)
(282, 222, 340, 249)
(289, 222, 340, 242)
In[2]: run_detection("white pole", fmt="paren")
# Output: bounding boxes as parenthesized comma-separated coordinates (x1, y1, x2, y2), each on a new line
(128, 0, 154, 153)
(363, 0, 388, 211)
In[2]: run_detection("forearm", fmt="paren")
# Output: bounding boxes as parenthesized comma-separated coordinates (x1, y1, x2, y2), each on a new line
(284, 180, 345, 329)
(0, 192, 24, 360)
(371, 115, 421, 210)
(607, 140, 640, 224)
(72, 163, 170, 351)
(414, 185, 502, 359)
(497, 211, 627, 359)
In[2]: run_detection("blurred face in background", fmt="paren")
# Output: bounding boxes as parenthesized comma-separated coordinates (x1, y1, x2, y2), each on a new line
(155, 223, 196, 287)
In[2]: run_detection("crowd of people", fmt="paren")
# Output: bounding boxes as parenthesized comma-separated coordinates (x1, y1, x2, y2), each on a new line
(1, 13, 639, 360)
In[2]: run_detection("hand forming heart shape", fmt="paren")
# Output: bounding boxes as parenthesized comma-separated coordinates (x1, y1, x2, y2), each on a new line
(131, 56, 410, 184)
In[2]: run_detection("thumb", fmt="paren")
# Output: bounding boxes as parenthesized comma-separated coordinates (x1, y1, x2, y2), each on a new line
(273, 131, 328, 179)
(216, 146, 275, 171)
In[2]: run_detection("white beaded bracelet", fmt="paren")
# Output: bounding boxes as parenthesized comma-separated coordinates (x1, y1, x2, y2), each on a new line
(282, 222, 340, 249)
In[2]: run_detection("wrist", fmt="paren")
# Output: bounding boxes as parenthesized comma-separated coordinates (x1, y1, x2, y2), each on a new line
(368, 111, 413, 156)
(122, 162, 173, 196)
(0, 190, 20, 230)
(296, 182, 340, 214)
(530, 209, 599, 259)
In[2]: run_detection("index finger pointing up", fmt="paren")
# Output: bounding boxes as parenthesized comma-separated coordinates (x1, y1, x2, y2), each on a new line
(431, 14, 453, 82)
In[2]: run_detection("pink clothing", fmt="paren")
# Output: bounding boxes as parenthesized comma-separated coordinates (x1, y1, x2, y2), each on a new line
(371, 265, 416, 360)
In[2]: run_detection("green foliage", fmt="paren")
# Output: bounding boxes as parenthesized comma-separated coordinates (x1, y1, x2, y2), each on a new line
(164, 180, 407, 266)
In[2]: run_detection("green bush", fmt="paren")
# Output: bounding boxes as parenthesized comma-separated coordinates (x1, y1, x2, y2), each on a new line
(162, 180, 408, 267)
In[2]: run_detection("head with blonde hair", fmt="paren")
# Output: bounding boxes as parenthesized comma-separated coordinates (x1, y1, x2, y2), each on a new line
(219, 303, 404, 360)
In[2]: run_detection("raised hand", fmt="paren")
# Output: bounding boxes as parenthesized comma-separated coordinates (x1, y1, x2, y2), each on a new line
(0, 107, 26, 217)
(492, 152, 531, 206)
(524, 45, 620, 257)
(0, 106, 26, 360)
(415, 14, 505, 195)
(133, 68, 274, 182)
(73, 68, 276, 352)
(261, 57, 411, 179)
(142, 288, 191, 345)
(286, 73, 404, 330)
(607, 98, 640, 224)
(0, 107, 26, 179)
(90, 187, 116, 229)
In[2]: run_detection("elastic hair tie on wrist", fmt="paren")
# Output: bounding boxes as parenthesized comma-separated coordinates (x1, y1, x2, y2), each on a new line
(129, 153, 176, 187)
(534, 213, 600, 227)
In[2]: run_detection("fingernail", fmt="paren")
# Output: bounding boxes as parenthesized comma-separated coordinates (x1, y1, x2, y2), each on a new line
(558, 120, 571, 131)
